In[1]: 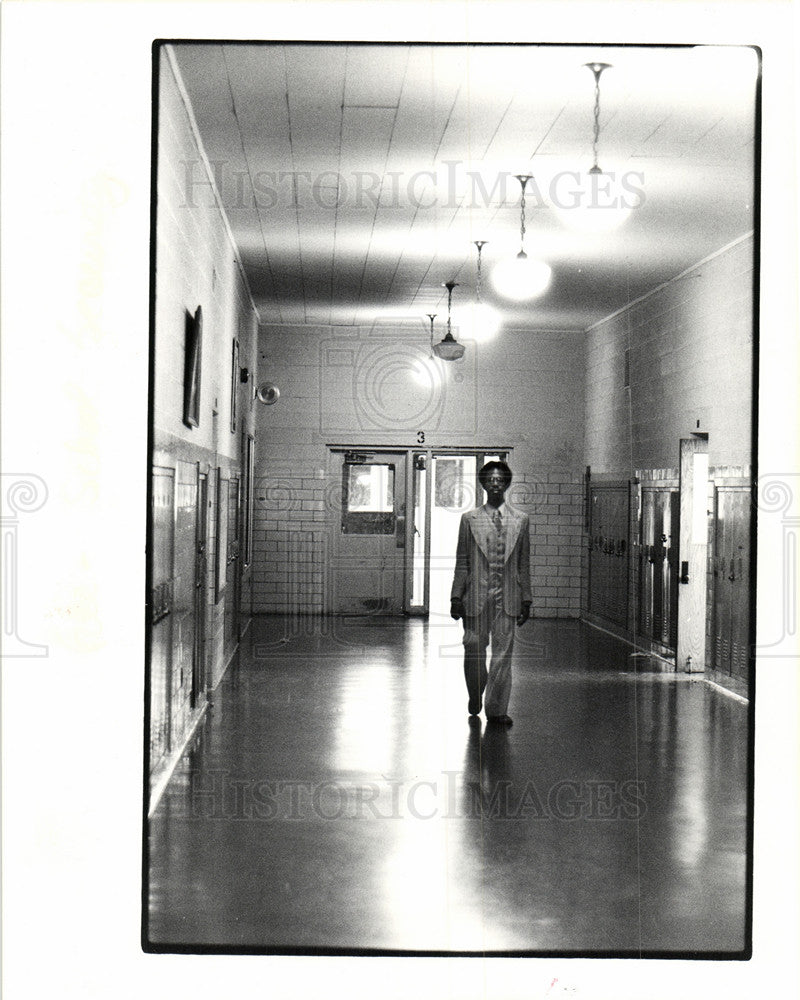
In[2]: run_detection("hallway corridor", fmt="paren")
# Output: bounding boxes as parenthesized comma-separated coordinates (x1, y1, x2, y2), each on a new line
(146, 617, 749, 956)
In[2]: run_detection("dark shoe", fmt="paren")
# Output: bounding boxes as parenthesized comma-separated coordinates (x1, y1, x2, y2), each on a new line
(468, 697, 481, 716)
(487, 714, 513, 727)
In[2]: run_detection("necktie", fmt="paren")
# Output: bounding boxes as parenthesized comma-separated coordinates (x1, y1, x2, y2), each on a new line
(491, 509, 502, 531)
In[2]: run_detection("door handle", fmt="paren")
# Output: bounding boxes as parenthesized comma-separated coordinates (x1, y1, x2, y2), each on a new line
(680, 560, 689, 584)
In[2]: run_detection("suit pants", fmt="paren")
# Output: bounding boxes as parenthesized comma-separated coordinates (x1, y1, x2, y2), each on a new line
(462, 598, 515, 716)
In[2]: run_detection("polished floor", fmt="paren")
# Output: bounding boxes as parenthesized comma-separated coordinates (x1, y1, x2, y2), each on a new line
(146, 615, 750, 955)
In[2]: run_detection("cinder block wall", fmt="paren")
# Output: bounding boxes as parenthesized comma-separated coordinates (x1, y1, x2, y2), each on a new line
(252, 324, 586, 618)
(583, 234, 755, 649)
(585, 234, 754, 476)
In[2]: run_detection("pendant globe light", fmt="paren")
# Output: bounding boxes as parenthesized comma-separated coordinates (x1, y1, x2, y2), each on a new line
(492, 175, 552, 301)
(432, 282, 465, 361)
(456, 241, 502, 343)
(411, 314, 444, 387)
(553, 62, 632, 233)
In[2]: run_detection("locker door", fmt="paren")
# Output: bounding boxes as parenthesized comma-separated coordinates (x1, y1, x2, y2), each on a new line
(150, 466, 175, 772)
(713, 487, 752, 679)
(192, 471, 208, 707)
(639, 489, 656, 637)
(173, 462, 198, 744)
(725, 488, 751, 680)
(637, 487, 678, 650)
(651, 492, 667, 642)
(225, 477, 241, 652)
(713, 493, 732, 672)
(607, 489, 626, 625)
(589, 485, 629, 629)
(666, 491, 680, 649)
(728, 494, 750, 681)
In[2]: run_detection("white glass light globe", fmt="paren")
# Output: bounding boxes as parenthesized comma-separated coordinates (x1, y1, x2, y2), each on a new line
(491, 253, 552, 301)
(551, 169, 635, 233)
(454, 302, 502, 343)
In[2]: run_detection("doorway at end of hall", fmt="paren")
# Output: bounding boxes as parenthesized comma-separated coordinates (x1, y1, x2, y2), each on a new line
(412, 451, 506, 620)
(329, 448, 507, 618)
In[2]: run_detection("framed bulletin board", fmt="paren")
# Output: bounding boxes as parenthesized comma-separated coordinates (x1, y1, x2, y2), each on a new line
(182, 305, 203, 428)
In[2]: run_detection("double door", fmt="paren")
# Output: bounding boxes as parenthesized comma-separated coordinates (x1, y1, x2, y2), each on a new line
(329, 449, 504, 616)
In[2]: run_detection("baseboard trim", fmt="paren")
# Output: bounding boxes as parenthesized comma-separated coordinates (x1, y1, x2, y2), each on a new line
(581, 617, 749, 703)
(148, 701, 208, 818)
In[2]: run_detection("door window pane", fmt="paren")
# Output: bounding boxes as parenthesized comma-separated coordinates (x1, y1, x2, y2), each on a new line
(342, 462, 395, 534)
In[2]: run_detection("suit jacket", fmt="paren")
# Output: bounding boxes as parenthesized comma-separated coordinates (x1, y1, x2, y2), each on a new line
(450, 503, 532, 618)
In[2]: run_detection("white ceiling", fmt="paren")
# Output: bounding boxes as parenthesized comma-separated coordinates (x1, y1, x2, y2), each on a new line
(170, 42, 757, 331)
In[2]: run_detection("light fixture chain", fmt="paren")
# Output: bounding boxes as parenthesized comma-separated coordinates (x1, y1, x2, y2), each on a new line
(447, 284, 453, 337)
(593, 75, 601, 171)
(513, 175, 531, 254)
(585, 62, 611, 174)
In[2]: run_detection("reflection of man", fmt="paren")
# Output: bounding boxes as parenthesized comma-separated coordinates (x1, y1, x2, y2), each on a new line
(450, 462, 532, 726)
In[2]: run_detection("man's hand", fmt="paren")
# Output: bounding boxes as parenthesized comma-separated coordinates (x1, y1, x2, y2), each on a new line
(516, 602, 531, 627)
(450, 598, 465, 621)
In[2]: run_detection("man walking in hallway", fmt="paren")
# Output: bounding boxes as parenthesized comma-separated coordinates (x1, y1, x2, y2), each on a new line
(450, 461, 532, 726)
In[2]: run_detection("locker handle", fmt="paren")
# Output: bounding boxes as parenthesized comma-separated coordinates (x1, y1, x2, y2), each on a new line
(728, 558, 736, 582)
(680, 560, 689, 584)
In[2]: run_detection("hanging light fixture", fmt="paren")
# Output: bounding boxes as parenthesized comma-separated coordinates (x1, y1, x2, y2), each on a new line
(427, 313, 437, 358)
(586, 61, 612, 176)
(553, 62, 633, 233)
(409, 314, 444, 387)
(432, 282, 466, 361)
(455, 241, 502, 343)
(491, 175, 552, 301)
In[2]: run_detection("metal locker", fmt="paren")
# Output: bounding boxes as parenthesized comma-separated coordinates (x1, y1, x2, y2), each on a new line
(638, 487, 679, 651)
(589, 484, 630, 629)
(712, 487, 752, 680)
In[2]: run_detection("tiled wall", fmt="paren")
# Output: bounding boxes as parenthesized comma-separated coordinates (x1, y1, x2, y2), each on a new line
(252, 465, 583, 618)
(150, 48, 258, 783)
(585, 234, 754, 476)
(253, 323, 586, 618)
(509, 471, 585, 618)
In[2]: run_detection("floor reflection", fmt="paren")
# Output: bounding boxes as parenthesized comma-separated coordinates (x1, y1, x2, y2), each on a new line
(147, 617, 749, 954)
